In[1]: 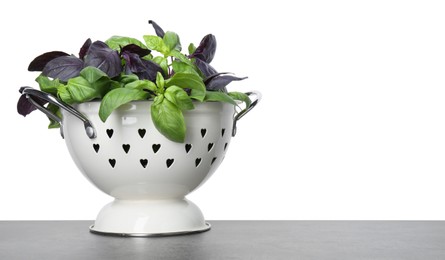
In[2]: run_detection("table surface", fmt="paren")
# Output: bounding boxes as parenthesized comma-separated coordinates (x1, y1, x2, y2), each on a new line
(0, 221, 444, 260)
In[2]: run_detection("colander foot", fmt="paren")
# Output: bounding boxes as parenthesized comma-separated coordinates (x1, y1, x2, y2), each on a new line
(89, 198, 209, 236)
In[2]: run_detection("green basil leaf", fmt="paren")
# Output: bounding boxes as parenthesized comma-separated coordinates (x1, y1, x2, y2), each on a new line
(36, 75, 63, 95)
(47, 103, 61, 129)
(99, 88, 149, 122)
(229, 91, 251, 108)
(169, 49, 193, 66)
(125, 79, 157, 92)
(142, 54, 154, 61)
(153, 56, 169, 76)
(78, 66, 112, 97)
(110, 80, 123, 90)
(204, 91, 237, 105)
(66, 76, 100, 103)
(151, 95, 186, 143)
(188, 43, 196, 55)
(80, 66, 108, 83)
(143, 35, 169, 55)
(165, 72, 206, 101)
(119, 74, 140, 85)
(57, 85, 74, 104)
(156, 72, 165, 92)
(105, 36, 148, 51)
(165, 85, 194, 111)
(94, 78, 113, 97)
(163, 31, 181, 52)
(171, 60, 200, 76)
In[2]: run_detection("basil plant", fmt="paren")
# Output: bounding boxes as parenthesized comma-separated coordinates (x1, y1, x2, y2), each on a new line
(17, 20, 250, 143)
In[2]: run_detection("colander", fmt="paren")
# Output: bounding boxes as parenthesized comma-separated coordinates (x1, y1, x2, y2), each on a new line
(21, 87, 261, 236)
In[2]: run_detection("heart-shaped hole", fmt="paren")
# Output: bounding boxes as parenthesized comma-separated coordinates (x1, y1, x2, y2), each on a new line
(106, 129, 114, 138)
(93, 144, 100, 153)
(207, 143, 214, 152)
(152, 144, 161, 153)
(140, 159, 148, 168)
(195, 158, 202, 167)
(211, 157, 217, 165)
(166, 158, 174, 168)
(138, 129, 146, 138)
(185, 144, 192, 153)
(201, 128, 207, 138)
(109, 159, 116, 168)
(122, 144, 130, 154)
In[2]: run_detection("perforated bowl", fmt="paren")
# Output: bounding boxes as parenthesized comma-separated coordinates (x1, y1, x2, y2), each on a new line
(21, 87, 260, 236)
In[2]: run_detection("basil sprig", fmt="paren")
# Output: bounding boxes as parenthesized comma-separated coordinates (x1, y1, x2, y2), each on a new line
(17, 20, 250, 143)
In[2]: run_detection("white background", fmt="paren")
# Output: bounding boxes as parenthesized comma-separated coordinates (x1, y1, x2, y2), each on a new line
(1, 0, 445, 220)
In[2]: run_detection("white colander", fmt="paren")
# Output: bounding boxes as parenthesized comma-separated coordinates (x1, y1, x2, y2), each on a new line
(21, 87, 260, 236)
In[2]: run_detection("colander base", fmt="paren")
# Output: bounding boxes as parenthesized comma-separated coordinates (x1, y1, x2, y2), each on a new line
(89, 198, 209, 236)
(89, 222, 211, 237)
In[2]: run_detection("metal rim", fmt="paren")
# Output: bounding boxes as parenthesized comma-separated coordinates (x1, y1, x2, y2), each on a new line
(89, 222, 211, 237)
(20, 86, 261, 139)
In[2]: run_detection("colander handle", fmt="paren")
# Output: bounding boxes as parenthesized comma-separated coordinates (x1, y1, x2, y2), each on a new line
(232, 91, 262, 136)
(19, 87, 96, 139)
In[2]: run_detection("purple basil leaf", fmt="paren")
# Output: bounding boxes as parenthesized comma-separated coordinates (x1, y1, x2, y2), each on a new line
(17, 94, 36, 116)
(122, 52, 163, 81)
(121, 44, 151, 57)
(17, 91, 47, 117)
(148, 20, 165, 38)
(28, 51, 69, 72)
(194, 58, 217, 78)
(206, 75, 248, 92)
(42, 55, 84, 82)
(122, 52, 146, 74)
(204, 72, 232, 85)
(79, 38, 92, 60)
(136, 60, 164, 81)
(189, 34, 217, 63)
(84, 41, 122, 78)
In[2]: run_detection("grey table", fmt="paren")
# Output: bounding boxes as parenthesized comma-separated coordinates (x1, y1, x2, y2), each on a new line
(0, 221, 444, 259)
